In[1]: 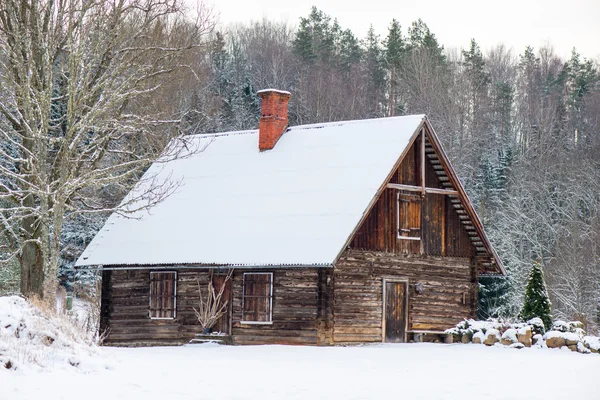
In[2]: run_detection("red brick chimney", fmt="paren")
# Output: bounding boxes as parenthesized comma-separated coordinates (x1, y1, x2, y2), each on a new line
(258, 89, 291, 151)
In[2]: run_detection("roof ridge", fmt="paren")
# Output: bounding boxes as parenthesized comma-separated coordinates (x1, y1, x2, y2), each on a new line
(290, 114, 426, 132)
(186, 114, 426, 138)
(187, 129, 258, 139)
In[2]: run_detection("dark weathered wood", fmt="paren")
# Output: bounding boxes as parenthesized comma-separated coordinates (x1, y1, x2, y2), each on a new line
(101, 268, 327, 346)
(334, 250, 474, 342)
(212, 274, 231, 334)
(351, 128, 476, 259)
(99, 269, 111, 337)
(384, 281, 407, 343)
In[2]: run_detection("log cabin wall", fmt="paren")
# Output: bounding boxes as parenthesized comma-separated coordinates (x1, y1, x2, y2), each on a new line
(334, 127, 479, 343)
(100, 269, 211, 346)
(333, 250, 475, 343)
(100, 267, 331, 346)
(230, 268, 332, 345)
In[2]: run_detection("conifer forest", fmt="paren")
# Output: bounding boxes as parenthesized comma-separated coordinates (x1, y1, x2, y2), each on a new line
(0, 2, 599, 332)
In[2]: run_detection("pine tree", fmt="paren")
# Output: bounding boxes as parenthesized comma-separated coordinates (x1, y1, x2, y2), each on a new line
(384, 19, 406, 116)
(520, 260, 553, 329)
(407, 19, 446, 67)
(362, 25, 386, 117)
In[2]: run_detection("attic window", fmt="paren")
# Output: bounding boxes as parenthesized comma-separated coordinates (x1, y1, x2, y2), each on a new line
(397, 192, 421, 240)
(241, 273, 273, 324)
(149, 272, 177, 319)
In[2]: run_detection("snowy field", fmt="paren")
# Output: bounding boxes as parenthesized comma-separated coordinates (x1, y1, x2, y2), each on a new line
(2, 342, 599, 400)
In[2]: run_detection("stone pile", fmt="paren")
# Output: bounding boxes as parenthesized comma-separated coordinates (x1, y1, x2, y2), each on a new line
(446, 318, 600, 355)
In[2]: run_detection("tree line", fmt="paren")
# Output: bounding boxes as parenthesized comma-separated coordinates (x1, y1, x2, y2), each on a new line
(0, 3, 598, 332)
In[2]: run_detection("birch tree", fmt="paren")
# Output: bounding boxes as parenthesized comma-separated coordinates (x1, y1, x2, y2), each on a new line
(0, 0, 214, 301)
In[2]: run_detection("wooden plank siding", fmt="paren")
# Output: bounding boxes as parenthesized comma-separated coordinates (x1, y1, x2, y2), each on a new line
(350, 128, 474, 258)
(100, 268, 331, 346)
(231, 268, 327, 345)
(333, 250, 476, 343)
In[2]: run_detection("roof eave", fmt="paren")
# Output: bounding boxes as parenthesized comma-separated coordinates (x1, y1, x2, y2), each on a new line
(74, 262, 335, 271)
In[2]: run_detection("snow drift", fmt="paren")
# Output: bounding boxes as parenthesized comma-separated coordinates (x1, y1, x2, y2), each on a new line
(0, 296, 103, 371)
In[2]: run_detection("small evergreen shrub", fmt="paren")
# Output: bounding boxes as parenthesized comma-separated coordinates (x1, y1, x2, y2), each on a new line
(519, 260, 552, 330)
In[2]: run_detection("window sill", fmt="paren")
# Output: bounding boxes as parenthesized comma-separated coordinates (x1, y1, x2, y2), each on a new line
(150, 316, 176, 320)
(240, 321, 273, 325)
(397, 236, 421, 241)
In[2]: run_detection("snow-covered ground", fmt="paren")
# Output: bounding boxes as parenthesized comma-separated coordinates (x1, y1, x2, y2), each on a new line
(1, 296, 599, 399)
(2, 342, 599, 400)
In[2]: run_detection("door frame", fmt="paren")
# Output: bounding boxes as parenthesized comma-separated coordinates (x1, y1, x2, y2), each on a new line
(212, 272, 233, 335)
(381, 278, 409, 343)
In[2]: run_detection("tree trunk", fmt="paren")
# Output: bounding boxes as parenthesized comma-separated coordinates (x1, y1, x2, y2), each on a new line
(19, 193, 44, 298)
(20, 241, 44, 298)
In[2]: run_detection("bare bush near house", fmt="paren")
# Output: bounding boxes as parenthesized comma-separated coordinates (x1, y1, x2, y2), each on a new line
(0, 0, 215, 302)
(193, 270, 232, 332)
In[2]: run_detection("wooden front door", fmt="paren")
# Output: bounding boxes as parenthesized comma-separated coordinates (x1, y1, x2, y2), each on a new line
(212, 275, 231, 334)
(384, 281, 407, 343)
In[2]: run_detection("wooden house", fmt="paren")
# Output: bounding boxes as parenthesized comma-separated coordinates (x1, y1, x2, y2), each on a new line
(76, 89, 506, 346)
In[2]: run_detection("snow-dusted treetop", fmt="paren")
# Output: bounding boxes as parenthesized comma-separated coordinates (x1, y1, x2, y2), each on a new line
(77, 115, 426, 267)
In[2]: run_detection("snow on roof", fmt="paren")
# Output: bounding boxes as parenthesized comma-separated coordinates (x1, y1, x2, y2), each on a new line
(76, 115, 425, 267)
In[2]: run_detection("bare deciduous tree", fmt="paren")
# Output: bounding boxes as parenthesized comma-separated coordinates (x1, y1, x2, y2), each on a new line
(0, 0, 215, 302)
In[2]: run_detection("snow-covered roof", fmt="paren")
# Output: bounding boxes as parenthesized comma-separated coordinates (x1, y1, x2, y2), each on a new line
(76, 115, 426, 267)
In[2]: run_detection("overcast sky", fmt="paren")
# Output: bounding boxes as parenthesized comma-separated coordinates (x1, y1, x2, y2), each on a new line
(203, 0, 599, 60)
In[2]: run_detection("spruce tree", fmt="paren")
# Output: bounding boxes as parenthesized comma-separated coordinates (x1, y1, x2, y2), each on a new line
(520, 260, 552, 329)
(384, 19, 406, 116)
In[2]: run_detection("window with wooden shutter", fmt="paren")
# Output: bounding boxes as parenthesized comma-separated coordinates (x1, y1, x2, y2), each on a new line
(397, 192, 421, 240)
(241, 273, 273, 324)
(149, 272, 177, 319)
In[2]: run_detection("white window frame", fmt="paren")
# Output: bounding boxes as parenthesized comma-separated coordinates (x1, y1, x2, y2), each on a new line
(396, 191, 421, 241)
(149, 271, 177, 320)
(241, 272, 273, 325)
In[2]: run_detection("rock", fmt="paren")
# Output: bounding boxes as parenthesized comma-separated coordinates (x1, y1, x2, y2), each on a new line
(68, 357, 81, 367)
(582, 336, 600, 353)
(565, 338, 579, 346)
(545, 334, 565, 349)
(501, 328, 518, 346)
(2, 358, 13, 370)
(41, 335, 55, 346)
(517, 326, 533, 347)
(483, 329, 500, 346)
(461, 334, 470, 344)
(472, 336, 481, 344)
(510, 342, 525, 349)
(567, 344, 578, 352)
(577, 342, 591, 354)
(484, 335, 499, 346)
